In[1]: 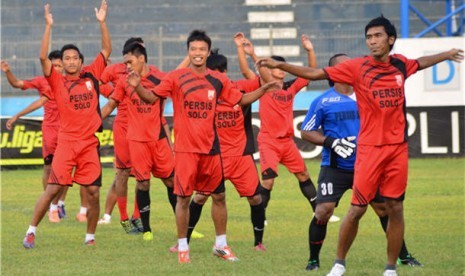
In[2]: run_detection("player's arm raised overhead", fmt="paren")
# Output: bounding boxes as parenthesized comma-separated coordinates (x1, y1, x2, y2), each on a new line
(1, 60, 25, 88)
(301, 34, 317, 68)
(6, 96, 48, 130)
(95, 0, 112, 60)
(256, 57, 327, 81)
(417, 48, 464, 70)
(234, 32, 255, 80)
(39, 4, 53, 77)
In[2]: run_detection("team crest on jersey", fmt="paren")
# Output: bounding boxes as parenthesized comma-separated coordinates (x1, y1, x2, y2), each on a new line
(233, 104, 239, 110)
(395, 75, 403, 87)
(85, 81, 93, 91)
(208, 89, 215, 100)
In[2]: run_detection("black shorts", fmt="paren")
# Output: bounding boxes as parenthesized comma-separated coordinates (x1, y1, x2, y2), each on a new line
(316, 166, 354, 206)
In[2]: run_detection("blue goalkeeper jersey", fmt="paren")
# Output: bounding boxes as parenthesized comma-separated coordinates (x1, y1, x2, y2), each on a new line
(301, 87, 360, 171)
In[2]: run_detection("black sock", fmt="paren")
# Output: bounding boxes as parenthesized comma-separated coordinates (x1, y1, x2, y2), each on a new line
(379, 215, 409, 259)
(260, 186, 271, 221)
(137, 189, 151, 232)
(299, 179, 317, 212)
(250, 202, 265, 246)
(187, 200, 204, 243)
(166, 187, 177, 214)
(309, 216, 327, 262)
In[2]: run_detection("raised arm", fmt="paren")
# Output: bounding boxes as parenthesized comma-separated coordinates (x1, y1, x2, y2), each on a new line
(6, 96, 48, 130)
(417, 48, 464, 70)
(234, 32, 255, 80)
(239, 81, 280, 106)
(257, 58, 327, 81)
(301, 34, 317, 68)
(1, 61, 24, 88)
(176, 55, 190, 69)
(95, 0, 111, 60)
(40, 4, 53, 77)
(128, 71, 160, 104)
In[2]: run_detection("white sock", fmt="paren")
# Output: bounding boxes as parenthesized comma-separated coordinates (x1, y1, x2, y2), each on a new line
(80, 207, 87, 214)
(27, 225, 37, 235)
(103, 214, 111, 221)
(178, 238, 189, 251)
(215, 234, 227, 248)
(85, 233, 95, 242)
(50, 204, 58, 211)
(58, 200, 65, 207)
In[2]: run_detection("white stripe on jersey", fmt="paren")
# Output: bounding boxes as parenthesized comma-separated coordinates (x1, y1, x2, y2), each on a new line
(302, 114, 317, 131)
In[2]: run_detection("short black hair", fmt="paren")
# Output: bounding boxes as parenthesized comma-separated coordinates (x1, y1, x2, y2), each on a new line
(327, 53, 348, 87)
(206, 49, 227, 73)
(122, 37, 148, 62)
(365, 15, 397, 50)
(48, 50, 62, 61)
(187, 30, 211, 50)
(61, 44, 83, 62)
(271, 55, 286, 62)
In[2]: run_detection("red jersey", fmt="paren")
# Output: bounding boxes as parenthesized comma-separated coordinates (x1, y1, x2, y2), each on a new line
(99, 83, 114, 98)
(44, 53, 106, 140)
(111, 66, 167, 142)
(216, 76, 260, 157)
(22, 77, 60, 127)
(154, 67, 243, 154)
(101, 63, 128, 124)
(324, 54, 419, 146)
(258, 77, 308, 138)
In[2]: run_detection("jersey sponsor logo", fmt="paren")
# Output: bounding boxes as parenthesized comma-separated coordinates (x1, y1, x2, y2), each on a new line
(321, 96, 341, 104)
(208, 89, 215, 100)
(395, 74, 403, 87)
(85, 80, 93, 91)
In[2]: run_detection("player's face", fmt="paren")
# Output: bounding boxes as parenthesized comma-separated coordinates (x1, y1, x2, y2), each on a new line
(51, 59, 63, 73)
(188, 40, 210, 68)
(365, 26, 395, 59)
(123, 53, 144, 74)
(271, 68, 285, 80)
(62, 49, 82, 75)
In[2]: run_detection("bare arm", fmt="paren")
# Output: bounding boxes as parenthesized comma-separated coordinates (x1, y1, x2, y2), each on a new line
(1, 61, 24, 88)
(301, 34, 317, 68)
(128, 71, 160, 104)
(101, 98, 118, 119)
(239, 81, 280, 106)
(6, 96, 48, 130)
(417, 48, 464, 70)
(301, 130, 325, 146)
(257, 58, 327, 81)
(234, 32, 255, 80)
(40, 4, 53, 77)
(95, 0, 111, 60)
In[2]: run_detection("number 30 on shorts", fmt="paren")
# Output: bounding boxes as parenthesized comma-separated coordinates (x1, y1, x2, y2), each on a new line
(320, 182, 333, 196)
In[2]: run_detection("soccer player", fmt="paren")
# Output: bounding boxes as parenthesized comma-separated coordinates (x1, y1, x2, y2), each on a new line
(250, 33, 322, 224)
(257, 16, 463, 276)
(170, 46, 267, 253)
(135, 30, 278, 263)
(101, 39, 177, 240)
(2, 54, 69, 223)
(22, 0, 111, 248)
(301, 53, 422, 271)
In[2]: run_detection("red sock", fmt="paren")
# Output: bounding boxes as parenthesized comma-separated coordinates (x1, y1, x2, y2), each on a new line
(132, 194, 140, 219)
(116, 196, 128, 221)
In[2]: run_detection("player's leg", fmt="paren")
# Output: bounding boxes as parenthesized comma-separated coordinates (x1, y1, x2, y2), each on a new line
(82, 184, 100, 245)
(98, 178, 116, 224)
(76, 186, 88, 222)
(115, 168, 131, 221)
(154, 137, 177, 213)
(258, 138, 278, 216)
(161, 175, 177, 213)
(45, 161, 61, 223)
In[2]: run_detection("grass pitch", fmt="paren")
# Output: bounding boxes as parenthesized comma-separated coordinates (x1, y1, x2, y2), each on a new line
(1, 158, 464, 275)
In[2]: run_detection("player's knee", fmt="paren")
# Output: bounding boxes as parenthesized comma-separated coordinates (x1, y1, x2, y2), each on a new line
(247, 194, 261, 206)
(193, 193, 208, 205)
(261, 168, 278, 181)
(137, 180, 150, 191)
(177, 196, 191, 209)
(211, 192, 226, 204)
(295, 170, 309, 181)
(162, 176, 174, 188)
(347, 205, 367, 221)
(315, 204, 334, 222)
(385, 199, 403, 217)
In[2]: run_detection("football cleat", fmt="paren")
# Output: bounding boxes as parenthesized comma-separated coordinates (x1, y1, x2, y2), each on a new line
(397, 254, 423, 267)
(190, 230, 205, 239)
(98, 217, 111, 225)
(178, 250, 190, 263)
(169, 243, 178, 253)
(383, 269, 398, 276)
(143, 231, 153, 241)
(48, 210, 60, 223)
(76, 213, 87, 223)
(85, 239, 96, 246)
(131, 217, 144, 232)
(306, 259, 320, 271)
(58, 205, 67, 219)
(254, 243, 267, 252)
(120, 220, 139, 234)
(326, 263, 345, 276)
(23, 233, 35, 249)
(212, 245, 239, 261)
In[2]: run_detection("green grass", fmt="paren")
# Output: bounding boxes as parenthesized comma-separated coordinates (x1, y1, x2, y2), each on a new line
(1, 158, 464, 275)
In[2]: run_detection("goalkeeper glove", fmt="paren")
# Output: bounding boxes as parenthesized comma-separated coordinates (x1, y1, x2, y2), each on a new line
(323, 136, 356, 159)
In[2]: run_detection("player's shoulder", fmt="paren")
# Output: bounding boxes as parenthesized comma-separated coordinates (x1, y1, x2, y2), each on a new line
(389, 53, 411, 63)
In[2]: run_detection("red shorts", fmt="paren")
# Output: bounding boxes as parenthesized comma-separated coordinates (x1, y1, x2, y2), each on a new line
(113, 119, 131, 169)
(352, 143, 408, 205)
(128, 138, 174, 182)
(223, 155, 260, 197)
(257, 135, 306, 179)
(174, 152, 224, 197)
(48, 136, 101, 186)
(42, 124, 59, 163)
